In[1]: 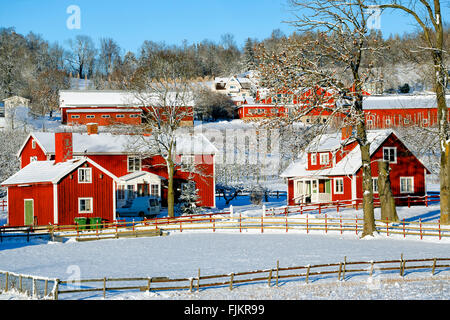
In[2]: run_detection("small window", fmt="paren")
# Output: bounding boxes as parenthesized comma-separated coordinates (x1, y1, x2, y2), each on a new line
(32, 140, 36, 149)
(320, 153, 330, 165)
(151, 184, 159, 196)
(128, 157, 141, 172)
(383, 147, 397, 163)
(311, 153, 317, 166)
(372, 177, 378, 193)
(30, 156, 38, 163)
(130, 114, 139, 118)
(334, 178, 344, 194)
(86, 115, 95, 119)
(78, 168, 92, 183)
(385, 118, 391, 126)
(101, 115, 111, 118)
(78, 198, 93, 213)
(71, 115, 80, 119)
(400, 177, 414, 193)
(116, 114, 125, 118)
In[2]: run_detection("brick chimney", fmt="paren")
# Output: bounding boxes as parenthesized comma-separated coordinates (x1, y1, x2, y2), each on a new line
(86, 123, 98, 135)
(55, 132, 73, 163)
(341, 126, 353, 141)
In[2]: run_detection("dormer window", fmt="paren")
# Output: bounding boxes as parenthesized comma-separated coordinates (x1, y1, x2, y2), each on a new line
(32, 140, 36, 149)
(320, 153, 330, 165)
(311, 153, 317, 165)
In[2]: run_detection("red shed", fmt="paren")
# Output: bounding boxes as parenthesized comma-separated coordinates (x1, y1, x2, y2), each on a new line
(281, 129, 430, 206)
(2, 133, 119, 226)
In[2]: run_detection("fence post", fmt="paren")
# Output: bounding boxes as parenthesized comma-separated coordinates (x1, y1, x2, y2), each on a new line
(336, 201, 340, 213)
(213, 218, 215, 233)
(267, 270, 272, 287)
(325, 214, 327, 234)
(197, 269, 201, 292)
(419, 218, 422, 240)
(342, 256, 347, 281)
(229, 273, 234, 291)
(318, 203, 321, 215)
(54, 279, 60, 300)
(355, 215, 358, 235)
(276, 260, 279, 287)
(261, 215, 264, 233)
(340, 215, 342, 235)
(438, 220, 441, 240)
(399, 254, 403, 276)
(403, 219, 406, 238)
(103, 277, 106, 299)
(338, 263, 342, 280)
(306, 214, 309, 234)
(425, 195, 428, 207)
(386, 217, 389, 237)
(285, 215, 288, 233)
(431, 258, 437, 276)
(239, 214, 241, 233)
(305, 265, 310, 284)
(407, 195, 410, 208)
(230, 205, 234, 218)
(5, 272, 8, 292)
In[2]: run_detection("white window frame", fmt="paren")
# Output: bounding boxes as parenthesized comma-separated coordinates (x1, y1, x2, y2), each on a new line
(116, 114, 125, 118)
(400, 177, 414, 194)
(78, 168, 92, 183)
(30, 156, 38, 163)
(320, 153, 330, 165)
(383, 147, 397, 163)
(86, 115, 95, 119)
(334, 178, 344, 194)
(101, 114, 111, 118)
(311, 153, 317, 165)
(71, 115, 80, 119)
(78, 197, 93, 214)
(372, 177, 379, 193)
(128, 156, 141, 172)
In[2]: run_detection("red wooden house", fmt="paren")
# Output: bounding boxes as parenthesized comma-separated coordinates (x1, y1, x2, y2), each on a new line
(16, 130, 217, 208)
(281, 128, 430, 206)
(1, 133, 119, 226)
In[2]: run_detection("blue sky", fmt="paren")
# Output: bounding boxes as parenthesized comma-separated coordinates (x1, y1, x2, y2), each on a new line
(1, 0, 447, 53)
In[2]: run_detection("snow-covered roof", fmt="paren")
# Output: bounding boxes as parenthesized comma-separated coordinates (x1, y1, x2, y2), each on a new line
(1, 157, 119, 186)
(59, 90, 195, 108)
(66, 108, 141, 113)
(119, 171, 166, 182)
(280, 130, 393, 177)
(21, 131, 218, 156)
(362, 94, 450, 110)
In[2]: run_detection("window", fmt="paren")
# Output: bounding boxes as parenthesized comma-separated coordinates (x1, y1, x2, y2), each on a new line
(130, 114, 139, 118)
(320, 153, 330, 165)
(86, 115, 95, 119)
(30, 156, 38, 163)
(116, 114, 125, 118)
(151, 184, 159, 197)
(372, 177, 378, 193)
(71, 115, 80, 119)
(334, 178, 344, 194)
(78, 198, 93, 213)
(128, 157, 141, 172)
(78, 168, 92, 183)
(385, 118, 391, 126)
(311, 153, 317, 165)
(383, 147, 397, 163)
(32, 140, 36, 149)
(400, 177, 414, 193)
(101, 115, 110, 118)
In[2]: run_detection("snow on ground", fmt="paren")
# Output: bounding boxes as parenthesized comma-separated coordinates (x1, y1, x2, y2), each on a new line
(0, 193, 448, 300)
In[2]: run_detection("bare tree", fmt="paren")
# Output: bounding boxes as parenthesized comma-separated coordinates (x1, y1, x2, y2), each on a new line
(66, 35, 97, 79)
(256, 0, 385, 237)
(126, 54, 197, 217)
(373, 0, 449, 224)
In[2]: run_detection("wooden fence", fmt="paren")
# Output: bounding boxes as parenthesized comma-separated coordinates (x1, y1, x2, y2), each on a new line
(0, 193, 446, 242)
(0, 199, 6, 211)
(53, 256, 450, 299)
(0, 270, 57, 299)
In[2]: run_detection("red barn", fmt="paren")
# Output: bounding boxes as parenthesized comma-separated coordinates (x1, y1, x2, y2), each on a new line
(281, 129, 430, 206)
(60, 90, 194, 127)
(2, 133, 119, 226)
(16, 131, 217, 208)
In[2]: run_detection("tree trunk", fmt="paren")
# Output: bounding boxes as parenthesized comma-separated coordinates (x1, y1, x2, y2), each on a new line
(377, 160, 399, 222)
(441, 141, 450, 224)
(167, 159, 175, 218)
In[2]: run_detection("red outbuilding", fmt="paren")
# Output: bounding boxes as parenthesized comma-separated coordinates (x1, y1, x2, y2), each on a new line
(1, 133, 119, 226)
(281, 128, 431, 206)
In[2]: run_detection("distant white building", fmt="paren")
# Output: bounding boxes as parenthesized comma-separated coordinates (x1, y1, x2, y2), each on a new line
(2, 96, 30, 130)
(211, 76, 257, 105)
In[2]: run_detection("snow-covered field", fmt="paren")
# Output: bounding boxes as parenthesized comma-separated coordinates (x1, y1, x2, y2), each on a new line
(0, 195, 449, 300)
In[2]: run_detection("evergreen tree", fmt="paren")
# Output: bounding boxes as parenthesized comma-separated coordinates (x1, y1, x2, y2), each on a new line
(179, 180, 203, 215)
(243, 38, 256, 71)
